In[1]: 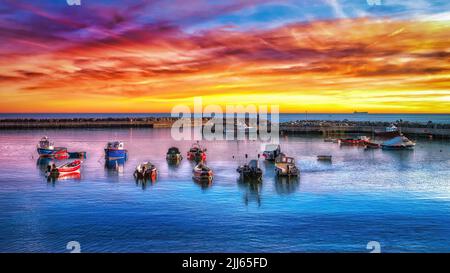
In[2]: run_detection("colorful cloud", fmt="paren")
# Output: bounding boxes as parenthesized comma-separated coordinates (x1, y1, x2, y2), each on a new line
(0, 0, 449, 113)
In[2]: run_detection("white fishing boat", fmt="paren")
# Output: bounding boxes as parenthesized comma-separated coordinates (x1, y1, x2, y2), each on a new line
(381, 135, 415, 150)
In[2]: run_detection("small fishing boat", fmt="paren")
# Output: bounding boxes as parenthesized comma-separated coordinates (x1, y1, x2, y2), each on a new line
(237, 159, 263, 181)
(187, 142, 207, 161)
(262, 144, 281, 161)
(381, 135, 416, 150)
(317, 155, 332, 161)
(105, 141, 127, 160)
(46, 160, 81, 178)
(166, 147, 183, 161)
(324, 138, 338, 143)
(375, 124, 401, 138)
(275, 154, 299, 176)
(134, 162, 158, 181)
(225, 121, 255, 133)
(193, 162, 213, 182)
(37, 136, 68, 158)
(338, 136, 370, 145)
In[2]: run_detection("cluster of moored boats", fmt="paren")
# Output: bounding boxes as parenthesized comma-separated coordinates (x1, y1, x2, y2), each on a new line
(324, 125, 416, 150)
(38, 137, 299, 182)
(37, 127, 415, 182)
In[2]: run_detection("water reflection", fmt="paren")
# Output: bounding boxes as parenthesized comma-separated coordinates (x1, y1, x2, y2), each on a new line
(47, 172, 81, 184)
(105, 159, 126, 172)
(135, 178, 156, 190)
(382, 149, 414, 171)
(237, 179, 262, 207)
(167, 159, 182, 169)
(274, 176, 300, 195)
(36, 158, 53, 173)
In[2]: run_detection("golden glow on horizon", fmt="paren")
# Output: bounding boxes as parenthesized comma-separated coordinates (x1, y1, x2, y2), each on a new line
(0, 18, 449, 113)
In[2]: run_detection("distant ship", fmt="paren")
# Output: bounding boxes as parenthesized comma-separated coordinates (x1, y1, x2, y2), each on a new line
(353, 111, 368, 114)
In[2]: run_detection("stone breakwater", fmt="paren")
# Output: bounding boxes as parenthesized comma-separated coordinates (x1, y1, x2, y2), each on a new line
(280, 120, 450, 138)
(0, 118, 449, 138)
(0, 117, 185, 129)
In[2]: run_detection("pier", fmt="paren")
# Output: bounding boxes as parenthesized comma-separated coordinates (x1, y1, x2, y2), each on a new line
(1, 117, 449, 138)
(280, 120, 450, 139)
(0, 117, 194, 129)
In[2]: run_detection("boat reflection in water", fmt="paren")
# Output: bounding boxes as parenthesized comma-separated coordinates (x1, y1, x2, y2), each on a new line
(274, 176, 300, 195)
(105, 158, 126, 173)
(47, 172, 81, 184)
(237, 179, 262, 207)
(193, 179, 213, 190)
(36, 158, 53, 173)
(135, 177, 157, 190)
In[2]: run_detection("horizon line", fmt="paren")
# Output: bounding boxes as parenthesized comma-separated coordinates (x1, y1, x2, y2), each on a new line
(1, 112, 449, 115)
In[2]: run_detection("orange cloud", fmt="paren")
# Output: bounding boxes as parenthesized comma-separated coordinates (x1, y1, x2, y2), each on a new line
(0, 17, 449, 113)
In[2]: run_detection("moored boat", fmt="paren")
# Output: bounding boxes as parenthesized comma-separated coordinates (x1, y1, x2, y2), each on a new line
(262, 144, 281, 161)
(46, 160, 82, 178)
(375, 124, 401, 138)
(381, 135, 416, 150)
(134, 162, 158, 181)
(166, 147, 183, 161)
(237, 159, 263, 181)
(338, 136, 370, 145)
(193, 162, 213, 182)
(187, 142, 207, 161)
(105, 141, 128, 160)
(317, 155, 332, 161)
(37, 136, 68, 158)
(275, 153, 299, 176)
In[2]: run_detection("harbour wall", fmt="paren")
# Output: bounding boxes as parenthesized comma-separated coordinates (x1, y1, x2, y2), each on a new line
(1, 118, 450, 138)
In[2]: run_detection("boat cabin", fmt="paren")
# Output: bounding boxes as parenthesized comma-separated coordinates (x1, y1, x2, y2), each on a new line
(275, 154, 295, 164)
(106, 141, 125, 150)
(38, 136, 54, 149)
(167, 147, 181, 155)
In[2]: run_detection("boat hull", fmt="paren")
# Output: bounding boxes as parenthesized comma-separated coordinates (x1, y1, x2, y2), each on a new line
(166, 153, 182, 161)
(381, 145, 415, 150)
(238, 171, 262, 181)
(187, 152, 206, 161)
(46, 160, 81, 178)
(134, 169, 158, 181)
(105, 149, 128, 160)
(193, 169, 213, 181)
(37, 147, 68, 159)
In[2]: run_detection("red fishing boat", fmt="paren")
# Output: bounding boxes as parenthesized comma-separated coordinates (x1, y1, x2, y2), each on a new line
(46, 160, 82, 178)
(187, 142, 207, 161)
(339, 136, 370, 145)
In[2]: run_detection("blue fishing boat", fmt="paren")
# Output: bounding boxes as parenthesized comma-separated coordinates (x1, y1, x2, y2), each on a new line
(36, 136, 68, 158)
(105, 141, 128, 160)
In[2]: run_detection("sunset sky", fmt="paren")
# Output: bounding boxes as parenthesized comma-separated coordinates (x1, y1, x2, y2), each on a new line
(0, 0, 449, 113)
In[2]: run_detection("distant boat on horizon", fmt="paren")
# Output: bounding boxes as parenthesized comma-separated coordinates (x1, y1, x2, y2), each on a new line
(353, 111, 369, 114)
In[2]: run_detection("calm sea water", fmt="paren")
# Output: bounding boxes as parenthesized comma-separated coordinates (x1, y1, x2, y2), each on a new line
(1, 113, 449, 124)
(0, 128, 450, 253)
